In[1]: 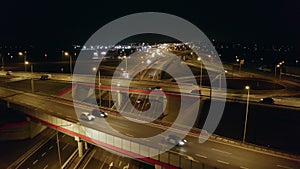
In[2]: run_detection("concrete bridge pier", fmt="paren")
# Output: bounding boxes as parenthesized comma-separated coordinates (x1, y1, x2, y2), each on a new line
(75, 136, 84, 157)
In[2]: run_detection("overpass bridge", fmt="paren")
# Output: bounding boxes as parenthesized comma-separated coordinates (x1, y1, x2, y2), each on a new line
(1, 85, 300, 169)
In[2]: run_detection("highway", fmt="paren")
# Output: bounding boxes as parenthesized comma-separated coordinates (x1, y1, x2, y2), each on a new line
(1, 70, 300, 108)
(82, 147, 154, 169)
(1, 86, 299, 169)
(16, 132, 77, 169)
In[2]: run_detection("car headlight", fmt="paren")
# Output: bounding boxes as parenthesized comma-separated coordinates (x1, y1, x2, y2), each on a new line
(178, 140, 185, 145)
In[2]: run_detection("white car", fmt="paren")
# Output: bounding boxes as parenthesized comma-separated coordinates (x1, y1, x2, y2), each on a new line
(80, 112, 95, 121)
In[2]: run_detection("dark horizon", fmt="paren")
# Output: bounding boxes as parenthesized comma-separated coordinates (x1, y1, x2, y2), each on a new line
(1, 0, 299, 48)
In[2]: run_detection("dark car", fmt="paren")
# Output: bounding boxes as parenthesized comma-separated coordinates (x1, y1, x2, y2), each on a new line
(260, 97, 275, 104)
(91, 109, 107, 118)
(40, 74, 52, 80)
(6, 71, 13, 76)
(164, 135, 187, 146)
(136, 98, 144, 104)
(149, 86, 163, 91)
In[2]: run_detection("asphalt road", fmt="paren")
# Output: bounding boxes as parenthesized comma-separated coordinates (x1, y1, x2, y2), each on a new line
(17, 132, 77, 169)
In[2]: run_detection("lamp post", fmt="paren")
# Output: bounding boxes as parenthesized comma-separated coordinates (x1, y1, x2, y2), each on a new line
(56, 124, 72, 168)
(124, 55, 128, 72)
(18, 51, 27, 72)
(28, 62, 34, 93)
(275, 61, 284, 80)
(0, 53, 4, 70)
(243, 85, 250, 143)
(274, 64, 279, 77)
(64, 52, 72, 76)
(93, 67, 101, 106)
(197, 57, 202, 87)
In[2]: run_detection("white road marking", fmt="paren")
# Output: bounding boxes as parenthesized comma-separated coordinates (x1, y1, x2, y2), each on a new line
(211, 148, 232, 155)
(32, 159, 38, 165)
(123, 163, 130, 169)
(217, 160, 229, 165)
(41, 152, 46, 157)
(48, 145, 53, 150)
(62, 134, 66, 137)
(124, 133, 134, 137)
(158, 143, 165, 146)
(100, 157, 108, 169)
(240, 166, 249, 169)
(108, 162, 114, 169)
(43, 164, 48, 169)
(62, 143, 69, 150)
(195, 154, 207, 159)
(277, 164, 294, 169)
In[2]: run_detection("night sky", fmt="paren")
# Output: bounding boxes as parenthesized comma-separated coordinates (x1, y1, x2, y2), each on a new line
(1, 0, 299, 49)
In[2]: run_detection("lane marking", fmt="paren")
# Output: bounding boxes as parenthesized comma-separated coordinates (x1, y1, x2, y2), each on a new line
(62, 143, 69, 150)
(43, 164, 48, 169)
(240, 166, 249, 169)
(217, 160, 229, 165)
(100, 157, 108, 169)
(195, 154, 207, 159)
(41, 152, 46, 157)
(32, 159, 38, 165)
(62, 134, 66, 137)
(211, 148, 232, 155)
(48, 145, 53, 150)
(277, 164, 294, 169)
(124, 133, 134, 137)
(158, 143, 166, 147)
(141, 138, 150, 141)
(123, 163, 130, 169)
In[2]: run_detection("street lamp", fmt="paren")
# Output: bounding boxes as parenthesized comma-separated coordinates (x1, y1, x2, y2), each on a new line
(0, 53, 4, 70)
(275, 61, 284, 80)
(274, 64, 280, 77)
(26, 62, 34, 93)
(18, 51, 27, 72)
(93, 67, 101, 106)
(197, 57, 203, 87)
(56, 124, 72, 168)
(64, 52, 72, 76)
(123, 55, 128, 72)
(243, 85, 250, 143)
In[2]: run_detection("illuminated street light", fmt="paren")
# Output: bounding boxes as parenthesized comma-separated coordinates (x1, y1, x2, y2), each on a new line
(197, 57, 202, 87)
(93, 67, 101, 106)
(64, 52, 72, 76)
(124, 55, 128, 72)
(275, 61, 284, 80)
(243, 85, 250, 143)
(18, 51, 27, 72)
